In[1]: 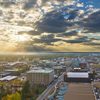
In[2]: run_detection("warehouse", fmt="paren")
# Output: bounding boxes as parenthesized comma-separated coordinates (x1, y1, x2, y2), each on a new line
(64, 72, 92, 82)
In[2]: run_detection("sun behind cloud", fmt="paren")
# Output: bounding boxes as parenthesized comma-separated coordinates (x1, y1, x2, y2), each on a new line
(9, 34, 31, 42)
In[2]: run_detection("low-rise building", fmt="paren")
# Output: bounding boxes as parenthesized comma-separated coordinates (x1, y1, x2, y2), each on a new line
(0, 72, 11, 78)
(64, 71, 93, 83)
(0, 75, 17, 81)
(5, 69, 21, 76)
(27, 68, 54, 85)
(53, 66, 66, 76)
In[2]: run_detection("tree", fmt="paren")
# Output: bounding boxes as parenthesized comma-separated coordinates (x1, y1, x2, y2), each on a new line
(0, 86, 6, 100)
(21, 81, 31, 100)
(12, 91, 21, 100)
(6, 94, 13, 100)
(93, 70, 97, 79)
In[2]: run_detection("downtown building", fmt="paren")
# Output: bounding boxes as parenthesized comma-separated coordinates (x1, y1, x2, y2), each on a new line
(64, 68, 94, 83)
(27, 68, 54, 85)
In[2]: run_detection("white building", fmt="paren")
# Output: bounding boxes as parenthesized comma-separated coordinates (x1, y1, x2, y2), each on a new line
(67, 72, 89, 78)
(64, 72, 92, 83)
(0, 76, 17, 81)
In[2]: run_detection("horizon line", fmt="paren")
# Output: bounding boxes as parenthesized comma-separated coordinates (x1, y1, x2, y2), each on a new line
(0, 51, 100, 55)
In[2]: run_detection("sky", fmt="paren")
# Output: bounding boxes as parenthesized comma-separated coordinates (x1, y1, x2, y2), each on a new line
(0, 0, 100, 53)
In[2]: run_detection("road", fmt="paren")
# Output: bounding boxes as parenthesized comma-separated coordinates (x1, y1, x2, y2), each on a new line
(36, 73, 64, 100)
(37, 64, 73, 100)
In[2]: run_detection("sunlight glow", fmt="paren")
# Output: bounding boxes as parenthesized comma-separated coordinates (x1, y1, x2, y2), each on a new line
(9, 34, 31, 42)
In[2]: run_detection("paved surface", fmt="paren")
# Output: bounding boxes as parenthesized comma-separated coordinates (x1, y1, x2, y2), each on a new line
(64, 83, 95, 100)
(37, 73, 64, 100)
(37, 67, 73, 100)
(36, 79, 57, 100)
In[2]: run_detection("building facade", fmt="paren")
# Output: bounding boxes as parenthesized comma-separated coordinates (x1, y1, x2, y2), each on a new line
(27, 68, 54, 85)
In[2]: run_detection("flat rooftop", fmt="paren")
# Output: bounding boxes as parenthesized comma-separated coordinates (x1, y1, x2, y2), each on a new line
(64, 83, 95, 100)
(27, 68, 53, 74)
(53, 66, 65, 69)
(67, 72, 89, 78)
(0, 72, 10, 75)
(0, 76, 17, 81)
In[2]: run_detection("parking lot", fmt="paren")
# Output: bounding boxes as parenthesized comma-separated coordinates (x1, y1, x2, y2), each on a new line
(64, 83, 95, 100)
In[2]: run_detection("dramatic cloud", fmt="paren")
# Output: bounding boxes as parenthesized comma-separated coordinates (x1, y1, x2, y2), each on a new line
(0, 0, 100, 52)
(83, 10, 100, 33)
(65, 36, 90, 43)
(0, 2, 15, 7)
(57, 30, 78, 37)
(37, 10, 73, 33)
(18, 30, 42, 36)
(23, 0, 37, 9)
(34, 34, 61, 45)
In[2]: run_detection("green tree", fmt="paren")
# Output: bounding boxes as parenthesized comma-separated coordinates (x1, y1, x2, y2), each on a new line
(21, 81, 31, 100)
(93, 70, 97, 79)
(0, 86, 6, 100)
(12, 91, 21, 100)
